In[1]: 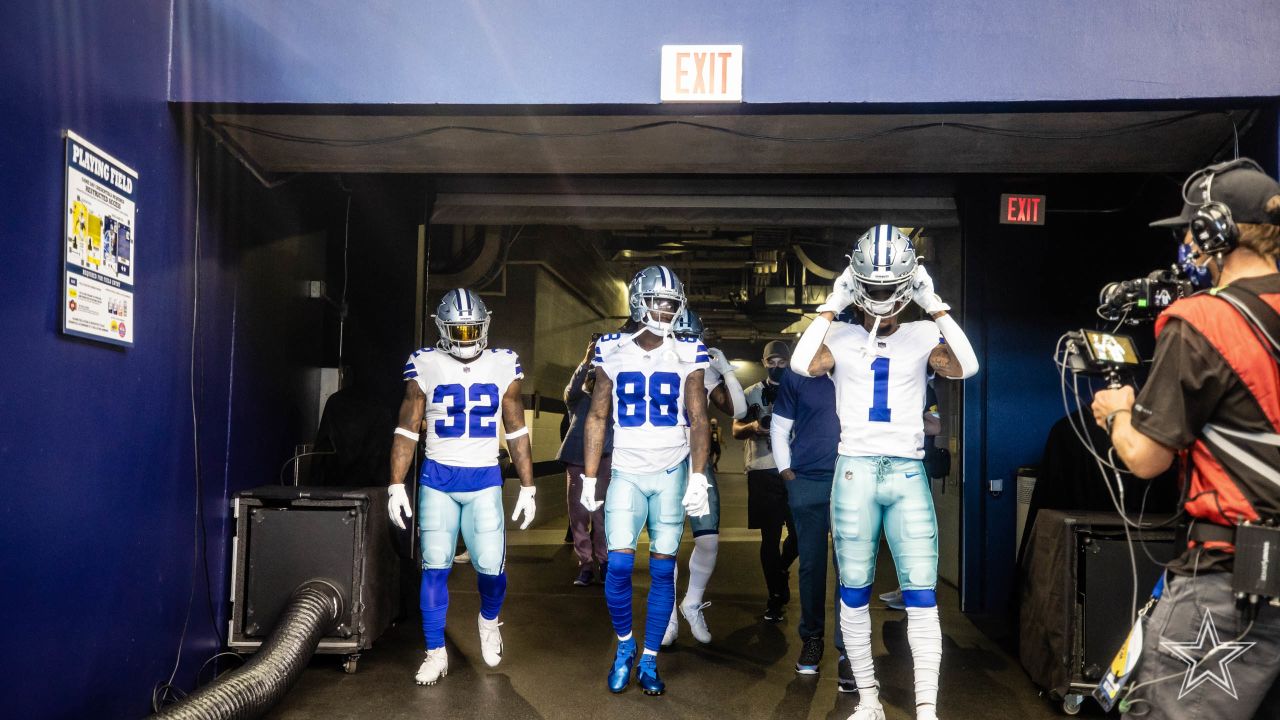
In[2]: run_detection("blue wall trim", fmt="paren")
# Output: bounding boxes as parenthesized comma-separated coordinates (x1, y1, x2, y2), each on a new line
(173, 1, 1280, 105)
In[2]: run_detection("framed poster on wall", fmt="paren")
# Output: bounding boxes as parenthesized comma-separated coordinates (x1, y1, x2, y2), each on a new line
(62, 130, 137, 347)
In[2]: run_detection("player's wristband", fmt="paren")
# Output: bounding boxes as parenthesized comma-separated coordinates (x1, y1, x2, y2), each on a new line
(505, 426, 530, 440)
(394, 427, 420, 442)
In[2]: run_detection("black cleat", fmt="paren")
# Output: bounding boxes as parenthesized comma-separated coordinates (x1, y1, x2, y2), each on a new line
(837, 655, 858, 693)
(795, 636, 823, 674)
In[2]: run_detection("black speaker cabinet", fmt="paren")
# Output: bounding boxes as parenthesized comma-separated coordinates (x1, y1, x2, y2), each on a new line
(228, 486, 399, 670)
(1020, 510, 1176, 714)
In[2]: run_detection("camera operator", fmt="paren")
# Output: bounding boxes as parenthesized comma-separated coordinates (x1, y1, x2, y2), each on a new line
(734, 340, 798, 621)
(1091, 159, 1280, 719)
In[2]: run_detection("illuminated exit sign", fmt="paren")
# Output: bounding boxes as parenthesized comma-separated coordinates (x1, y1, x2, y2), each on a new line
(1001, 194, 1046, 225)
(661, 45, 742, 102)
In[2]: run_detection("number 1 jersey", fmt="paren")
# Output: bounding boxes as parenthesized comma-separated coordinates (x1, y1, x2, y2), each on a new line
(827, 320, 940, 460)
(593, 332, 709, 474)
(403, 347, 524, 468)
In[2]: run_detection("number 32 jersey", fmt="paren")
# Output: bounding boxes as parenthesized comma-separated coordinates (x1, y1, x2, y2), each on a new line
(403, 347, 524, 468)
(827, 320, 940, 460)
(593, 332, 709, 474)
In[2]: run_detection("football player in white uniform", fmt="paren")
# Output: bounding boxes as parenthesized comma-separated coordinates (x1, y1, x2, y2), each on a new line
(791, 226, 979, 720)
(581, 266, 711, 696)
(387, 288, 536, 686)
(660, 309, 747, 646)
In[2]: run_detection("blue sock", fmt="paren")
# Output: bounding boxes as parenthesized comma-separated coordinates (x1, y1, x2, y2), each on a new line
(420, 568, 451, 649)
(901, 588, 937, 608)
(476, 571, 507, 621)
(604, 550, 636, 638)
(839, 584, 872, 608)
(644, 556, 677, 652)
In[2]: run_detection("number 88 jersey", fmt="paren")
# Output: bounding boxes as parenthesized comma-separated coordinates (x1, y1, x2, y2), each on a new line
(826, 320, 940, 460)
(403, 347, 524, 467)
(593, 332, 708, 474)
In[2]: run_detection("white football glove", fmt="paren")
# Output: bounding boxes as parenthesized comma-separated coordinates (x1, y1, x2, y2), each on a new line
(510, 485, 537, 530)
(911, 264, 950, 314)
(579, 475, 604, 512)
(816, 268, 857, 315)
(682, 472, 711, 517)
(387, 483, 413, 531)
(706, 347, 735, 376)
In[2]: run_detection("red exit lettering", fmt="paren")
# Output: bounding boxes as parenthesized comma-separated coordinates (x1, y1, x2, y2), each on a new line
(675, 51, 734, 95)
(999, 194, 1046, 225)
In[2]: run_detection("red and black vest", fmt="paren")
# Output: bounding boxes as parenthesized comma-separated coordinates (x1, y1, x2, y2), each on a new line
(1156, 289, 1280, 531)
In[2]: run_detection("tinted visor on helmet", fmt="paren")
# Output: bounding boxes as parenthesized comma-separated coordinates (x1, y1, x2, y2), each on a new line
(445, 322, 485, 344)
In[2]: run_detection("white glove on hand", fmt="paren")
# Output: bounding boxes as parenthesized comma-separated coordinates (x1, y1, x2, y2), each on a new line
(579, 475, 603, 512)
(511, 485, 537, 530)
(911, 264, 950, 314)
(387, 483, 413, 531)
(682, 472, 711, 517)
(816, 268, 857, 315)
(706, 347, 735, 376)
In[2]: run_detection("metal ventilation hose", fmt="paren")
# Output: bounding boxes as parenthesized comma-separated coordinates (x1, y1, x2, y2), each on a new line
(150, 581, 344, 720)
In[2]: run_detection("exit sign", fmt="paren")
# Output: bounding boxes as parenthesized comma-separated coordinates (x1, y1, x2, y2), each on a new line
(661, 45, 743, 102)
(1001, 194, 1046, 225)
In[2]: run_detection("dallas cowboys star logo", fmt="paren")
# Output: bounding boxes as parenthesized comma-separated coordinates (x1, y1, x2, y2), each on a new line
(1160, 610, 1255, 699)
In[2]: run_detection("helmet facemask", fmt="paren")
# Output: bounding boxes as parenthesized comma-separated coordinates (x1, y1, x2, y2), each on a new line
(851, 274, 914, 318)
(639, 293, 684, 334)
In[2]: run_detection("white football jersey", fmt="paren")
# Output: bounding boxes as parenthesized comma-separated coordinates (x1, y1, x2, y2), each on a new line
(593, 331, 709, 474)
(826, 320, 941, 459)
(403, 347, 524, 468)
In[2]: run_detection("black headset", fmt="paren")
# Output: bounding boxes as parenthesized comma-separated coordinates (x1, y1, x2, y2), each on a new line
(1184, 158, 1266, 256)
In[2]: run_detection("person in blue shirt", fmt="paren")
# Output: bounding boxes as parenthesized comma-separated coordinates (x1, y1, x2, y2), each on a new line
(769, 365, 855, 692)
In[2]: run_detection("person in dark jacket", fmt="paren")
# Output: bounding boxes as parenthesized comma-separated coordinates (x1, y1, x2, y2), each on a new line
(558, 333, 613, 586)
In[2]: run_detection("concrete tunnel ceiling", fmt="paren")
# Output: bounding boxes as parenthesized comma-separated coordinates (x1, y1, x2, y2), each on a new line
(206, 109, 1251, 176)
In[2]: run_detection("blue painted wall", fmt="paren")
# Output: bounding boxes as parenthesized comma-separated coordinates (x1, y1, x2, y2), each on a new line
(0, 2, 213, 717)
(0, 3, 342, 715)
(172, 0, 1280, 105)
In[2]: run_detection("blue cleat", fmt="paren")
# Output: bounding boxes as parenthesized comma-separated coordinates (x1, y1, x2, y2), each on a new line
(637, 653, 665, 696)
(608, 637, 637, 693)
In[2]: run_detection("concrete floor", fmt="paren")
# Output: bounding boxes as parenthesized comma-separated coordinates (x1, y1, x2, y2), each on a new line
(265, 472, 1063, 720)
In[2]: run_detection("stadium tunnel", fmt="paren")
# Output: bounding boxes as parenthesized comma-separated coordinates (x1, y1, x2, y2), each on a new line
(7, 2, 1280, 719)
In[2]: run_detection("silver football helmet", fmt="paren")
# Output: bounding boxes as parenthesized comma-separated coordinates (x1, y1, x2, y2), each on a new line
(672, 307, 704, 339)
(848, 224, 918, 318)
(433, 288, 490, 359)
(628, 265, 686, 334)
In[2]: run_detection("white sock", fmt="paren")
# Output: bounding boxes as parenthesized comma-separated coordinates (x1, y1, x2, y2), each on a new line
(618, 632, 632, 642)
(905, 605, 942, 710)
(642, 648, 657, 657)
(668, 561, 680, 626)
(839, 599, 879, 706)
(684, 534, 718, 606)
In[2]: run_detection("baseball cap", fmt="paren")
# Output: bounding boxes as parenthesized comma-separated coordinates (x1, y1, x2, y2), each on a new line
(1150, 158, 1280, 228)
(762, 340, 791, 362)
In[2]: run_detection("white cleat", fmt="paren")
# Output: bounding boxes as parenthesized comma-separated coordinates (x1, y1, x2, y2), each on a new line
(415, 647, 448, 685)
(478, 614, 503, 667)
(848, 704, 887, 720)
(680, 599, 712, 644)
(661, 606, 679, 646)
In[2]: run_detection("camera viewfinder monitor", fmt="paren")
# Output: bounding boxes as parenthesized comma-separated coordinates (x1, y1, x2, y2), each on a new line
(1083, 330, 1141, 367)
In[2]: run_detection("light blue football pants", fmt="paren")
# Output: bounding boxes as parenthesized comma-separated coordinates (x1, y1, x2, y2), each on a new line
(417, 484, 506, 575)
(831, 455, 938, 591)
(605, 464, 687, 556)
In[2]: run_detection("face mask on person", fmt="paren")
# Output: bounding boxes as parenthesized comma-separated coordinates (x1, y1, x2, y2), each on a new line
(767, 366, 785, 383)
